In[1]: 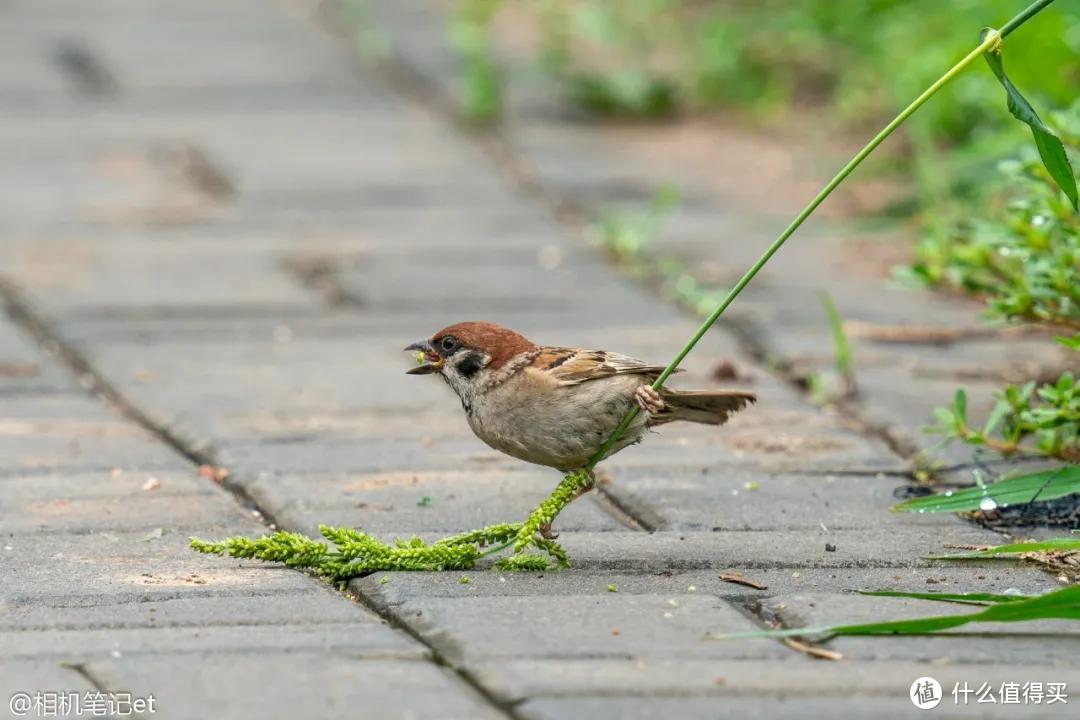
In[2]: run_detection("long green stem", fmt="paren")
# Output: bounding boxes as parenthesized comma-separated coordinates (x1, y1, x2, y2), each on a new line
(999, 0, 1055, 37)
(585, 0, 1056, 471)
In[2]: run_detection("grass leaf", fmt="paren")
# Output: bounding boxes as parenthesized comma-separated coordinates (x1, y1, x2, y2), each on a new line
(928, 537, 1080, 559)
(712, 585, 1080, 641)
(982, 30, 1079, 210)
(892, 466, 1080, 513)
(858, 589, 1036, 605)
(1058, 332, 1080, 351)
(982, 399, 1010, 436)
(953, 388, 968, 426)
(820, 292, 853, 377)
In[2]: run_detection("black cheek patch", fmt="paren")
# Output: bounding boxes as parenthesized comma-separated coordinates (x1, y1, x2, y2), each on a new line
(456, 353, 485, 379)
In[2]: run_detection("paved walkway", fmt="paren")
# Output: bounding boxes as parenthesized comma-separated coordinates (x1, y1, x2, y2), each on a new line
(1, 2, 1076, 719)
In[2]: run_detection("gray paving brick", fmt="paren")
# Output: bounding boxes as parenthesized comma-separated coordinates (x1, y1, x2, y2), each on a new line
(2, 622, 420, 663)
(240, 467, 625, 536)
(605, 466, 951, 531)
(357, 566, 1059, 605)
(0, 321, 77, 394)
(1, 492, 246, 534)
(363, 591, 787, 666)
(474, 657, 1080, 706)
(4, 587, 374, 633)
(0, 468, 218, 501)
(550, 528, 1009, 571)
(18, 242, 317, 315)
(86, 655, 506, 720)
(518, 694, 1070, 720)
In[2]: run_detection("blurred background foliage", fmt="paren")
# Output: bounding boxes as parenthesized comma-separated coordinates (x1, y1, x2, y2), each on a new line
(452, 0, 1078, 218)
(898, 103, 1080, 330)
(489, 0, 1078, 132)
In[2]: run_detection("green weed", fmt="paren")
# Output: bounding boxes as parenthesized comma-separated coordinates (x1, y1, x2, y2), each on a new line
(451, 0, 503, 122)
(926, 368, 1079, 462)
(711, 584, 1080, 641)
(898, 105, 1080, 329)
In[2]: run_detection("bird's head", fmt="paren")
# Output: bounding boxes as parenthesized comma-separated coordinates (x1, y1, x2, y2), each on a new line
(405, 321, 536, 395)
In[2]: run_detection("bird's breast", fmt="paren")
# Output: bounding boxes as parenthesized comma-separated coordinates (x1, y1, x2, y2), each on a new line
(465, 373, 648, 470)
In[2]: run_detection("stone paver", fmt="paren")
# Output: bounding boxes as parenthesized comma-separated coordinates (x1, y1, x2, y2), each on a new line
(1, 1, 1074, 718)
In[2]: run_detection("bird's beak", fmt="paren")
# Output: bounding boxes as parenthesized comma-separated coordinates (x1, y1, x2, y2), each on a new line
(404, 340, 442, 375)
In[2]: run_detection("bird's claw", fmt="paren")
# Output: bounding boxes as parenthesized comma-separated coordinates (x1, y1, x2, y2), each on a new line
(539, 522, 559, 540)
(635, 385, 665, 414)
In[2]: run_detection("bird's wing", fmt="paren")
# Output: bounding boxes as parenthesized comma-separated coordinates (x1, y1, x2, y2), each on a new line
(529, 347, 676, 386)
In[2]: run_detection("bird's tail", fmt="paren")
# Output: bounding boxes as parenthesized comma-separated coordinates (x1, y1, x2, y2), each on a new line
(650, 388, 756, 426)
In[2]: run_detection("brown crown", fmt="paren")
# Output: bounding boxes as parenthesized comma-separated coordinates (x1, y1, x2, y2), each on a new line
(432, 321, 536, 370)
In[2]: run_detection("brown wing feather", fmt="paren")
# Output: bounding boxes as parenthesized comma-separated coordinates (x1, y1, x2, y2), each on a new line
(532, 347, 676, 386)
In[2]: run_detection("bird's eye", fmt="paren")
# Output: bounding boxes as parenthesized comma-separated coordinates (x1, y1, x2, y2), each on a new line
(440, 336, 458, 353)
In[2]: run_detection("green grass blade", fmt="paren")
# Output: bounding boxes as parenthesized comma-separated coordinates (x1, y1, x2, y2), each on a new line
(928, 537, 1080, 559)
(858, 590, 1036, 605)
(981, 28, 1079, 210)
(820, 292, 852, 377)
(976, 584, 1080, 622)
(713, 585, 1080, 641)
(892, 465, 1080, 513)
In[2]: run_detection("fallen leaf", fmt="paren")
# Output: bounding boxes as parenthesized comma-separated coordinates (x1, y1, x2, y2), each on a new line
(718, 572, 768, 590)
(783, 637, 844, 661)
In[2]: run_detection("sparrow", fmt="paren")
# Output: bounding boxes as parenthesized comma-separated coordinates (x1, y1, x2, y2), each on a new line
(405, 321, 756, 475)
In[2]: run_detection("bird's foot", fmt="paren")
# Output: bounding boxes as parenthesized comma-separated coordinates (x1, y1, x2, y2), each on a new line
(635, 385, 665, 414)
(537, 474, 594, 540)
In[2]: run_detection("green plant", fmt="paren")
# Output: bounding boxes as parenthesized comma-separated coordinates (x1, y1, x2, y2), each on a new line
(534, 0, 682, 117)
(927, 535, 1080, 582)
(592, 184, 734, 317)
(192, 522, 570, 586)
(529, 1, 1079, 124)
(926, 368, 1079, 461)
(711, 584, 1080, 641)
(902, 95, 1077, 514)
(806, 292, 857, 404)
(450, 0, 503, 122)
(909, 302, 1077, 514)
(893, 466, 1080, 513)
(1059, 331, 1080, 350)
(433, 1, 1079, 225)
(340, 0, 391, 61)
(859, 589, 1043, 605)
(592, 184, 679, 263)
(931, 536, 1080, 557)
(822, 292, 854, 380)
(898, 141, 1080, 329)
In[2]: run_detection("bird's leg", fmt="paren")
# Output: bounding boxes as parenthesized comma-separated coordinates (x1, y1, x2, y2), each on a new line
(514, 469, 594, 563)
(634, 385, 665, 414)
(538, 473, 595, 539)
